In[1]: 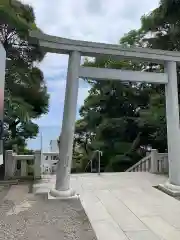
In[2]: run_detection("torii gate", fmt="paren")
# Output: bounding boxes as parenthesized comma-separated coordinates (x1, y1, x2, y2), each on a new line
(29, 31, 180, 197)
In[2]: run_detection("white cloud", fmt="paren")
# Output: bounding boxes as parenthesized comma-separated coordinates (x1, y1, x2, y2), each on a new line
(22, 0, 159, 42)
(21, 0, 159, 129)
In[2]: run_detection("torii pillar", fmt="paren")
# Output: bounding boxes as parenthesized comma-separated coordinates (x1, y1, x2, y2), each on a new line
(50, 51, 81, 198)
(0, 43, 6, 167)
(165, 61, 180, 185)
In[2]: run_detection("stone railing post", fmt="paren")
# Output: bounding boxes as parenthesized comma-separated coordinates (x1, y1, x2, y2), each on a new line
(164, 154, 169, 173)
(5, 150, 16, 179)
(34, 150, 41, 179)
(146, 151, 150, 157)
(21, 160, 27, 177)
(150, 149, 158, 173)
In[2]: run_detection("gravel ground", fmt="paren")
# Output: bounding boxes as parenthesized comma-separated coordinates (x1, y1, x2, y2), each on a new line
(0, 185, 97, 240)
(0, 185, 10, 204)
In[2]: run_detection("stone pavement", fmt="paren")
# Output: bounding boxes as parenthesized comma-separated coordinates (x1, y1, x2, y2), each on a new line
(0, 183, 97, 240)
(34, 172, 180, 240)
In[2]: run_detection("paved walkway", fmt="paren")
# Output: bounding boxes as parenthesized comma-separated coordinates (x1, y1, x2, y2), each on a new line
(35, 172, 180, 240)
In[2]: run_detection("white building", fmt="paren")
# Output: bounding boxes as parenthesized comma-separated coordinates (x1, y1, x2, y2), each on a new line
(41, 140, 59, 174)
(41, 139, 77, 174)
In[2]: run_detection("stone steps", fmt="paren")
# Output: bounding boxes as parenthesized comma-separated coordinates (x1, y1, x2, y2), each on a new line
(0, 179, 19, 185)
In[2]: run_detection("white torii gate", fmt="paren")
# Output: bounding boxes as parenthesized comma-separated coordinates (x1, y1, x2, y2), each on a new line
(30, 31, 180, 198)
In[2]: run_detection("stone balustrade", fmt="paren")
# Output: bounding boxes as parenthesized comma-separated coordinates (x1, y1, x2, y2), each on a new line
(126, 149, 168, 174)
(5, 150, 41, 179)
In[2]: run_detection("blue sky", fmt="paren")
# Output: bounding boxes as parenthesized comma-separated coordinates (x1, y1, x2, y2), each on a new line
(21, 0, 159, 151)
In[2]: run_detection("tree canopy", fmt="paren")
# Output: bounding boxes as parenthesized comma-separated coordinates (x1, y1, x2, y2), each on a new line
(74, 0, 180, 172)
(0, 0, 49, 152)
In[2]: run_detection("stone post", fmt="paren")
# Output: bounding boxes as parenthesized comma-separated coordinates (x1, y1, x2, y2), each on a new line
(0, 43, 6, 166)
(21, 160, 27, 177)
(50, 51, 81, 198)
(164, 155, 169, 173)
(150, 149, 158, 173)
(34, 150, 41, 179)
(165, 61, 180, 185)
(5, 150, 16, 179)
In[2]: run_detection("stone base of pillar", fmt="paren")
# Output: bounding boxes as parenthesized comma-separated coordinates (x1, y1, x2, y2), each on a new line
(158, 181, 180, 197)
(49, 188, 79, 200)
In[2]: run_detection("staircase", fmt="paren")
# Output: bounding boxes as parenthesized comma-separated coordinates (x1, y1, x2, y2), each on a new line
(126, 149, 169, 174)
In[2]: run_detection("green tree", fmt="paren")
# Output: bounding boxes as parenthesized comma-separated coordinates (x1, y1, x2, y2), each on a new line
(76, 0, 180, 171)
(120, 25, 168, 152)
(75, 57, 152, 171)
(0, 0, 49, 152)
(75, 0, 180, 172)
(137, 0, 180, 151)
